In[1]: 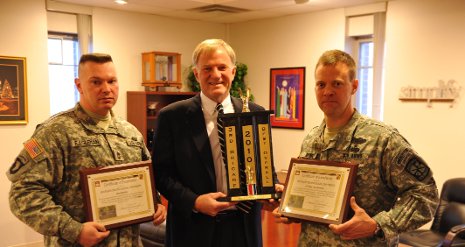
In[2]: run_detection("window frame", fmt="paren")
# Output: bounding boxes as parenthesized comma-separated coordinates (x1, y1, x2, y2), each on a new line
(352, 36, 374, 118)
(47, 31, 80, 115)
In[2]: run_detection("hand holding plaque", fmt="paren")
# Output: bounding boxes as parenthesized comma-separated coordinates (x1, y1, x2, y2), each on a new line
(278, 158, 358, 224)
(79, 160, 157, 229)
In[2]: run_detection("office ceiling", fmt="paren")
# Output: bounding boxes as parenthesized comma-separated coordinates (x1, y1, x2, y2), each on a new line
(49, 0, 388, 23)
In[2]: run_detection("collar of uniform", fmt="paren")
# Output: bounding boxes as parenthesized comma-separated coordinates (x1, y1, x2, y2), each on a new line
(200, 92, 233, 115)
(75, 103, 120, 135)
(316, 109, 362, 150)
(342, 109, 362, 140)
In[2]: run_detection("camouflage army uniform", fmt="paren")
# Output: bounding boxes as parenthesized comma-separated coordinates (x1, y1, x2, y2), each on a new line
(297, 110, 438, 247)
(7, 103, 150, 246)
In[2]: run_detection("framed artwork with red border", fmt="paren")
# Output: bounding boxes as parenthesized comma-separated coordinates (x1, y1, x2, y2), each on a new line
(270, 67, 305, 129)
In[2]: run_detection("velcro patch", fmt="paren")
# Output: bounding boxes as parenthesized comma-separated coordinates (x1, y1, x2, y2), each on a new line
(127, 139, 143, 147)
(405, 157, 430, 181)
(23, 138, 44, 159)
(72, 138, 100, 147)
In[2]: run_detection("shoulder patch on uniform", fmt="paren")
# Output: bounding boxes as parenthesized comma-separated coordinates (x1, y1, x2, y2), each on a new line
(8, 156, 28, 175)
(405, 157, 430, 181)
(6, 154, 31, 181)
(23, 138, 44, 159)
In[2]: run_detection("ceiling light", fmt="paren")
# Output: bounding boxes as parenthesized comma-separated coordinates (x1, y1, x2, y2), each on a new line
(114, 0, 128, 5)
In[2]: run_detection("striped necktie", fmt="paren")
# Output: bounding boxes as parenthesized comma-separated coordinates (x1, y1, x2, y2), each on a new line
(216, 103, 253, 214)
(216, 103, 227, 167)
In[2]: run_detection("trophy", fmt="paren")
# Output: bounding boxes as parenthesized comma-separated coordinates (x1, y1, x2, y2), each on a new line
(218, 89, 278, 201)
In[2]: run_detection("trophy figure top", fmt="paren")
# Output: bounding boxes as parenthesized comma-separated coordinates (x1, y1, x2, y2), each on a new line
(240, 88, 250, 112)
(246, 166, 256, 185)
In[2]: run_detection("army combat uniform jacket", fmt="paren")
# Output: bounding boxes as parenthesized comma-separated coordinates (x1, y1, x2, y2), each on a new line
(297, 110, 438, 247)
(7, 103, 150, 246)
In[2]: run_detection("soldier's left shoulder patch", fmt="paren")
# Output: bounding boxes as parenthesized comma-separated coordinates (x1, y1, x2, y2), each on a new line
(7, 154, 31, 182)
(23, 138, 44, 159)
(405, 156, 430, 181)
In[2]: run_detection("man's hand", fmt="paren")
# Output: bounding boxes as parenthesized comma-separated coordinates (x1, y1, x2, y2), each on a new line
(329, 196, 377, 240)
(194, 192, 236, 216)
(152, 203, 167, 225)
(261, 183, 285, 211)
(269, 184, 302, 224)
(78, 222, 110, 247)
(271, 206, 301, 224)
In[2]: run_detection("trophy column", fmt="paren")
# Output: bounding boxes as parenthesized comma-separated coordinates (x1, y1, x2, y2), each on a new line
(219, 110, 276, 201)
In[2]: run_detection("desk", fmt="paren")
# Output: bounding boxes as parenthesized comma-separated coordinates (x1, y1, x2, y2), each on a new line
(262, 210, 300, 247)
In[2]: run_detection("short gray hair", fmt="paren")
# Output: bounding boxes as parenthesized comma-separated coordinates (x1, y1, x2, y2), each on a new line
(192, 39, 236, 66)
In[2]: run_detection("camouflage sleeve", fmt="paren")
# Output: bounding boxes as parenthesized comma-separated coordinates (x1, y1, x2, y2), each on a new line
(6, 132, 83, 243)
(372, 132, 439, 239)
(298, 126, 319, 158)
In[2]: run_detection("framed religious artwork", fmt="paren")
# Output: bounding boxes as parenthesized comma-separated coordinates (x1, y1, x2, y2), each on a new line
(0, 56, 28, 125)
(269, 67, 305, 129)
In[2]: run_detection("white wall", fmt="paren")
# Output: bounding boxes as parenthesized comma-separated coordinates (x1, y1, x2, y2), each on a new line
(0, 0, 50, 246)
(383, 0, 465, 192)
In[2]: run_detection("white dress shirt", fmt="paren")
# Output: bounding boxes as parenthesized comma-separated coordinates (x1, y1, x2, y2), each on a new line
(200, 92, 234, 193)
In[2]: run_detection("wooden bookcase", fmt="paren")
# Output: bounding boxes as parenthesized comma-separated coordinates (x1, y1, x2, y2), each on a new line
(127, 91, 197, 148)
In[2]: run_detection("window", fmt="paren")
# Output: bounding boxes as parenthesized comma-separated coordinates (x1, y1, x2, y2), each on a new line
(349, 34, 384, 120)
(48, 32, 80, 115)
(346, 12, 386, 121)
(355, 40, 374, 117)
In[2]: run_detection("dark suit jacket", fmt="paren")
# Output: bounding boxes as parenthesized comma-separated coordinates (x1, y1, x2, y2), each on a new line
(152, 94, 273, 247)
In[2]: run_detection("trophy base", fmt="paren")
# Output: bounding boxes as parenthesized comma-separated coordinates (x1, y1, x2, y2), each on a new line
(217, 192, 282, 202)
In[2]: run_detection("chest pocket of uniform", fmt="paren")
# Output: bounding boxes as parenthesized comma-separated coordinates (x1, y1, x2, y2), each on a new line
(122, 139, 145, 162)
(71, 137, 106, 169)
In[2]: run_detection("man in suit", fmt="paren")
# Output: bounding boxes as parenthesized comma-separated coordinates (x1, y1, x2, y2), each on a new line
(152, 39, 282, 247)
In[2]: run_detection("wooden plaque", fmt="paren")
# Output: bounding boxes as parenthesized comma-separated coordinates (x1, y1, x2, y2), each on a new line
(79, 160, 157, 229)
(278, 158, 358, 224)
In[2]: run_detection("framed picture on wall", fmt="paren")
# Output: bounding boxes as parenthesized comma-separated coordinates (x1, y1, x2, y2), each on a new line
(269, 67, 305, 129)
(0, 56, 28, 125)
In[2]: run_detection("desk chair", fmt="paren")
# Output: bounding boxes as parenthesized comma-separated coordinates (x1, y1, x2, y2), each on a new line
(399, 178, 465, 247)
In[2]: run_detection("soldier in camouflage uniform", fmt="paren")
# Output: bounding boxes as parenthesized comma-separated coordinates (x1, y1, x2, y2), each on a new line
(7, 53, 166, 246)
(275, 50, 438, 246)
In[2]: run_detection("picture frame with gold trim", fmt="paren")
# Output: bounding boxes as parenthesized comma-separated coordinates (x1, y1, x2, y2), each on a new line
(0, 56, 27, 125)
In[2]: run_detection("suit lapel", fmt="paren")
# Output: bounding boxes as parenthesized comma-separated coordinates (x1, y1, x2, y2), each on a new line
(186, 95, 216, 189)
(184, 96, 246, 191)
(231, 97, 243, 113)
